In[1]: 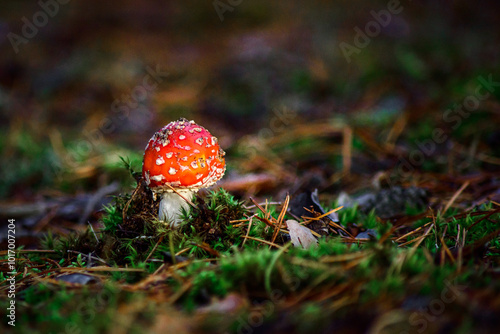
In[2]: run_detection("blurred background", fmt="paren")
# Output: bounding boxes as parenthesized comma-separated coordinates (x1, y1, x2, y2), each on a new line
(1, 0, 499, 244)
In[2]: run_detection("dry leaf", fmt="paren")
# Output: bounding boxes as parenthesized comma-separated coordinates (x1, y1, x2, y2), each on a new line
(286, 219, 318, 249)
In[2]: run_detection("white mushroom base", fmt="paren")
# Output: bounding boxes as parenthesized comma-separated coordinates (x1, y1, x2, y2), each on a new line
(158, 190, 194, 227)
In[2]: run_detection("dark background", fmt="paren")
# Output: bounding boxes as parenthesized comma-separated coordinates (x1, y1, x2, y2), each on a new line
(1, 0, 499, 230)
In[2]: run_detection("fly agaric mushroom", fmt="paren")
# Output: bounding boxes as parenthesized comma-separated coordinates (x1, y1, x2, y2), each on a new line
(142, 118, 226, 226)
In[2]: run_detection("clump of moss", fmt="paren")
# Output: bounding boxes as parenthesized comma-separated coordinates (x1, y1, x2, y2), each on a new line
(43, 169, 249, 269)
(178, 188, 248, 251)
(47, 177, 165, 264)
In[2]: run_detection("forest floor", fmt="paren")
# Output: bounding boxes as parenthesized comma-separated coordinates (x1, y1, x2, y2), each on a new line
(1, 1, 500, 333)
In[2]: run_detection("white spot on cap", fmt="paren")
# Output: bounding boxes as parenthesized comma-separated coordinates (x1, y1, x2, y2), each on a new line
(156, 156, 165, 165)
(193, 149, 200, 154)
(169, 167, 177, 175)
(162, 139, 170, 147)
(179, 135, 186, 140)
(191, 161, 198, 169)
(166, 152, 174, 159)
(196, 173, 203, 179)
(155, 147, 161, 152)
(196, 137, 204, 145)
(151, 174, 165, 182)
(181, 156, 188, 161)
(211, 137, 217, 145)
(194, 128, 202, 132)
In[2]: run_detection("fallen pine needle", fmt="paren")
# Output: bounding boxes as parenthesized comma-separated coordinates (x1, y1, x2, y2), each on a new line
(320, 251, 372, 263)
(60, 266, 145, 272)
(241, 236, 285, 249)
(302, 206, 343, 222)
(394, 221, 433, 242)
(442, 181, 469, 215)
(145, 236, 164, 263)
(270, 195, 290, 247)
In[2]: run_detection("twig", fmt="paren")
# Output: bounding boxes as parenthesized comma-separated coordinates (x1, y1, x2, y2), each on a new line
(229, 218, 250, 223)
(145, 236, 164, 263)
(0, 250, 56, 256)
(466, 207, 500, 231)
(41, 257, 61, 268)
(439, 234, 455, 264)
(394, 221, 433, 242)
(123, 182, 142, 222)
(152, 264, 165, 275)
(407, 224, 434, 258)
(241, 236, 285, 249)
(244, 201, 282, 210)
(33, 206, 59, 233)
(192, 243, 220, 257)
(165, 184, 196, 208)
(328, 222, 355, 239)
(60, 266, 145, 272)
(242, 216, 254, 247)
(442, 181, 469, 215)
(0, 201, 56, 217)
(270, 195, 290, 247)
(302, 206, 344, 222)
(339, 237, 370, 244)
(342, 127, 352, 175)
(398, 233, 428, 248)
(253, 214, 275, 228)
(79, 182, 120, 224)
(175, 248, 190, 257)
(88, 222, 100, 244)
(385, 113, 407, 151)
(167, 280, 193, 304)
(320, 251, 371, 263)
(67, 250, 110, 267)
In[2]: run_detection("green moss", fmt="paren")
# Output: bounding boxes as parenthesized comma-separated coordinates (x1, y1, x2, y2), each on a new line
(0, 129, 59, 198)
(7, 159, 497, 332)
(13, 283, 151, 334)
(294, 303, 329, 334)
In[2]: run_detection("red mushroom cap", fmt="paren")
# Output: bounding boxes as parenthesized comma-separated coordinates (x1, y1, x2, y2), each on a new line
(142, 118, 226, 192)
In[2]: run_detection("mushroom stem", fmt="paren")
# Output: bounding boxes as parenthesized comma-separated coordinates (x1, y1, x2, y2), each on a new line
(158, 191, 193, 226)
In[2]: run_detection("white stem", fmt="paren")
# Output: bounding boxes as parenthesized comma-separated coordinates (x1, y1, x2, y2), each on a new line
(158, 191, 193, 227)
